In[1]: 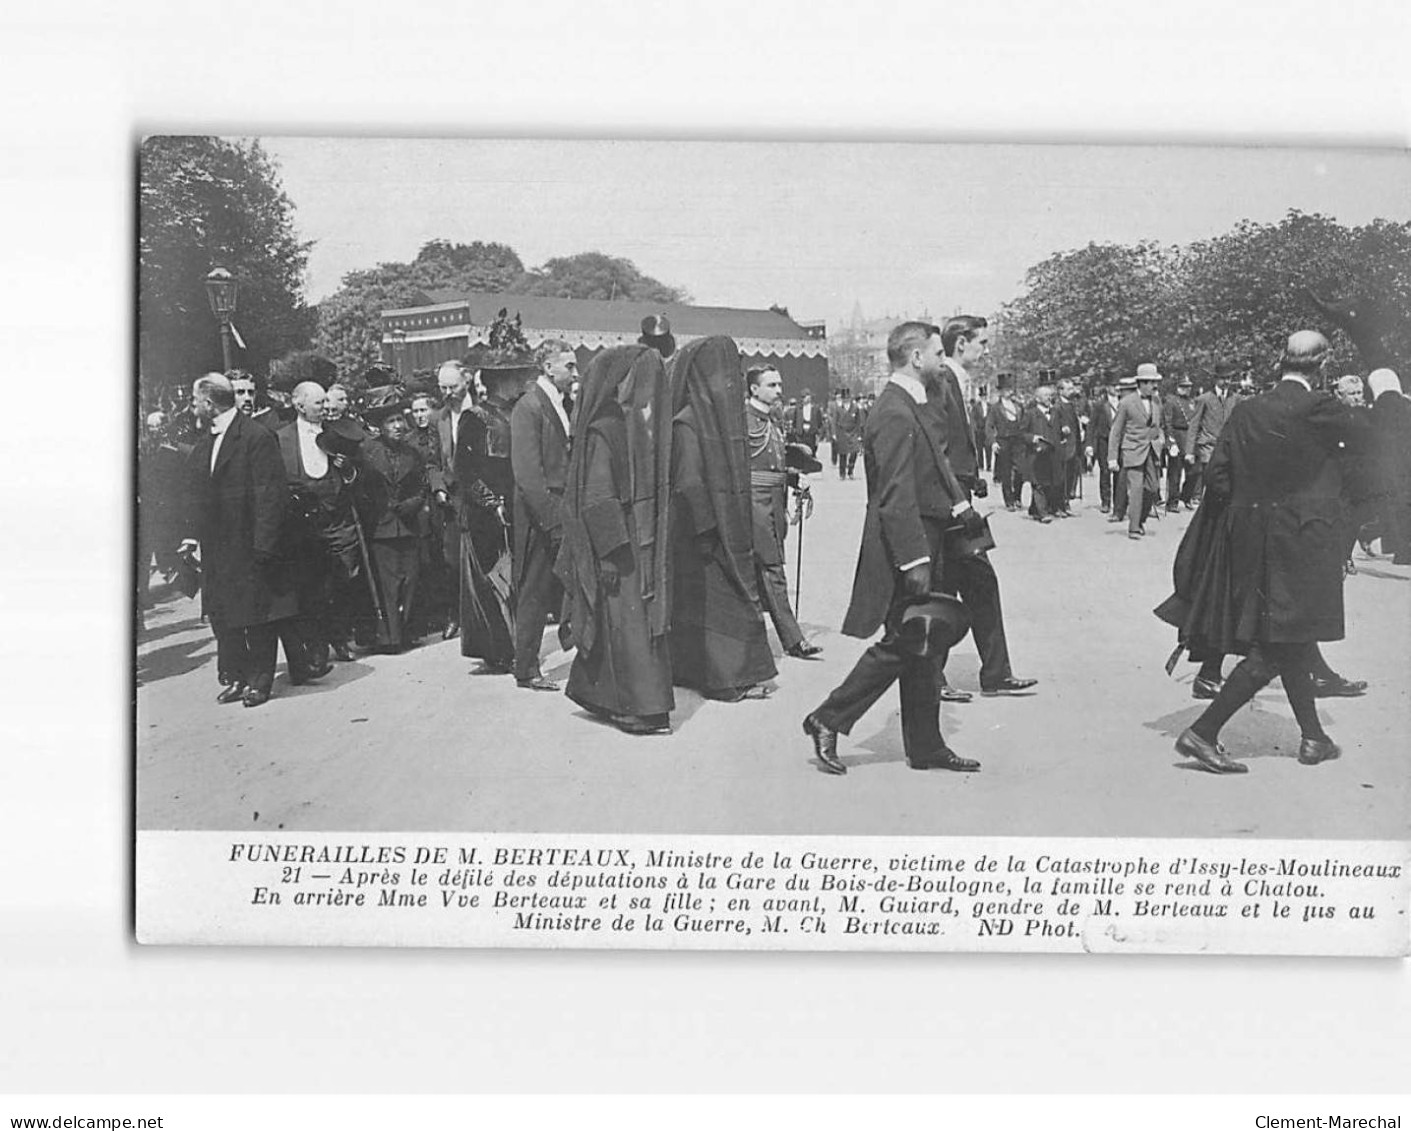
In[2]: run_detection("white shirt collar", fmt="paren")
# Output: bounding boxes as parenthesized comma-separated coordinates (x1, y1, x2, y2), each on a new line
(1280, 374, 1311, 390)
(296, 416, 321, 434)
(210, 407, 238, 435)
(537, 375, 571, 433)
(888, 372, 927, 405)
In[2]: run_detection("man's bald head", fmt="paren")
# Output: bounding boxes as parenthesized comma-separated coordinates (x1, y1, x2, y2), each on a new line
(1282, 330, 1331, 382)
(292, 381, 327, 423)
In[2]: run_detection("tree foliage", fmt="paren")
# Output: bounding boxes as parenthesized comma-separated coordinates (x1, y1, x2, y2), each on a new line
(313, 242, 689, 377)
(510, 251, 689, 303)
(998, 211, 1411, 383)
(139, 136, 314, 392)
(312, 240, 525, 378)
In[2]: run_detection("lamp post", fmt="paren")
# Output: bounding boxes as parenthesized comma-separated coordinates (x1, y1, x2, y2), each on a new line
(204, 266, 239, 372)
(389, 326, 408, 378)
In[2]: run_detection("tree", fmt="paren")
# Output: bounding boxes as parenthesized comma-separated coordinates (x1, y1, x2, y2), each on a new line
(139, 136, 314, 393)
(510, 251, 689, 303)
(1174, 211, 1411, 377)
(999, 241, 1180, 378)
(313, 240, 524, 376)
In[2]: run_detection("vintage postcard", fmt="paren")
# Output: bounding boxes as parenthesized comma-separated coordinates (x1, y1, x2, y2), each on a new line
(135, 137, 1411, 954)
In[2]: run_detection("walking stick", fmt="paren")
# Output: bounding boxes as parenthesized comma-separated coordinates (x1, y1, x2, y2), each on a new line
(794, 503, 805, 616)
(350, 506, 392, 643)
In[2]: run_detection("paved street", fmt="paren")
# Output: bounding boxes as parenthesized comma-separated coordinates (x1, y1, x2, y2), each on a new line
(136, 471, 1411, 839)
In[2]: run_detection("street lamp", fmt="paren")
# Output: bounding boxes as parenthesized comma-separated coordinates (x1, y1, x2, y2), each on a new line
(389, 326, 408, 378)
(204, 266, 239, 372)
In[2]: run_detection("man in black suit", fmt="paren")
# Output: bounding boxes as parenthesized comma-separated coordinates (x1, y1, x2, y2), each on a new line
(179, 373, 298, 708)
(1163, 332, 1361, 773)
(1086, 375, 1121, 513)
(787, 388, 824, 452)
(509, 338, 576, 690)
(935, 315, 1036, 697)
(803, 322, 991, 775)
(429, 361, 477, 640)
(985, 374, 1025, 509)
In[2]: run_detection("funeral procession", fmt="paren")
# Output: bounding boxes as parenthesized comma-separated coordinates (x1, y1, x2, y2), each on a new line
(136, 139, 1411, 840)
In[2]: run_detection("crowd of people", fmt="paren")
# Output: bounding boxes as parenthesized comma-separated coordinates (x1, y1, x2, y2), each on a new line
(139, 297, 1411, 774)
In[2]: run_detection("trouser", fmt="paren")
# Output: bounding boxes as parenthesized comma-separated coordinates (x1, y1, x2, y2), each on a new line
(1064, 455, 1082, 502)
(513, 533, 562, 681)
(994, 440, 1022, 506)
(1191, 641, 1328, 743)
(838, 449, 858, 478)
(212, 618, 282, 695)
(939, 552, 1013, 690)
(1098, 457, 1114, 509)
(978, 441, 991, 472)
(813, 607, 944, 763)
(1165, 447, 1187, 507)
(756, 558, 804, 650)
(1124, 458, 1159, 534)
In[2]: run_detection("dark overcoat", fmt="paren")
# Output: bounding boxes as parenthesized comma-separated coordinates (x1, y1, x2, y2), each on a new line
(840, 381, 966, 639)
(509, 382, 570, 587)
(1156, 380, 1356, 650)
(187, 412, 298, 629)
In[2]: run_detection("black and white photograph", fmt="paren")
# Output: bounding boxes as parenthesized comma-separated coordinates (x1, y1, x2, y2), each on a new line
(133, 137, 1411, 954)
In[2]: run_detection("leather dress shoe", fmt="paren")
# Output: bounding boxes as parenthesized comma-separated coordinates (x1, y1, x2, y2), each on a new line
(441, 620, 460, 641)
(1175, 727, 1247, 774)
(1191, 676, 1224, 700)
(330, 641, 354, 662)
(1311, 674, 1367, 698)
(981, 676, 1038, 696)
(1297, 735, 1341, 765)
(216, 682, 247, 705)
(802, 713, 846, 775)
(938, 686, 973, 703)
(1033, 514, 1053, 524)
(1128, 530, 1143, 540)
(241, 686, 271, 708)
(516, 675, 560, 692)
(786, 641, 823, 660)
(909, 747, 980, 772)
(1107, 514, 1124, 523)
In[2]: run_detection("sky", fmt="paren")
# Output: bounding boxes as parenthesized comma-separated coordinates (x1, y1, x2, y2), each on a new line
(258, 138, 1411, 330)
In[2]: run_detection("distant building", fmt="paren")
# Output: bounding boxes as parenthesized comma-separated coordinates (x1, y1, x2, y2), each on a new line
(826, 302, 937, 394)
(381, 291, 828, 401)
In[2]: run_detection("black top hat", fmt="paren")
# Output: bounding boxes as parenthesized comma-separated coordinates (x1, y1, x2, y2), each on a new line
(785, 442, 823, 475)
(896, 593, 972, 659)
(316, 416, 369, 457)
(995, 372, 1015, 391)
(1213, 361, 1239, 379)
(638, 313, 676, 358)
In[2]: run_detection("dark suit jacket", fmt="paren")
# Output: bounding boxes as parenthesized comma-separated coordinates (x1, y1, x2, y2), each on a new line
(841, 381, 967, 639)
(187, 412, 297, 628)
(1019, 402, 1063, 485)
(935, 361, 979, 481)
(787, 400, 823, 446)
(1087, 396, 1119, 460)
(509, 382, 570, 569)
(1195, 380, 1356, 644)
(1053, 398, 1081, 461)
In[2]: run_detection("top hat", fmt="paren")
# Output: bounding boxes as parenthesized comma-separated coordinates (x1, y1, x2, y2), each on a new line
(316, 416, 368, 457)
(1134, 363, 1162, 382)
(1213, 360, 1240, 379)
(995, 372, 1015, 391)
(895, 593, 973, 660)
(785, 442, 823, 475)
(638, 313, 676, 358)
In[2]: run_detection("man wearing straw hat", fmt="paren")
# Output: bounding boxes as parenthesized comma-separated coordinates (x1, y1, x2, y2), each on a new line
(1108, 363, 1165, 539)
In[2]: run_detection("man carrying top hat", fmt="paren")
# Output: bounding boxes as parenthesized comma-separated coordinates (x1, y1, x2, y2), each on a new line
(1108, 363, 1165, 538)
(802, 322, 986, 775)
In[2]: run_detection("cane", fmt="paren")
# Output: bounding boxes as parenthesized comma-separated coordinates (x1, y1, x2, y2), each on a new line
(350, 506, 392, 643)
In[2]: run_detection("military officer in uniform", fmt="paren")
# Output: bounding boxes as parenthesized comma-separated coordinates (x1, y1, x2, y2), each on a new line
(747, 366, 822, 660)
